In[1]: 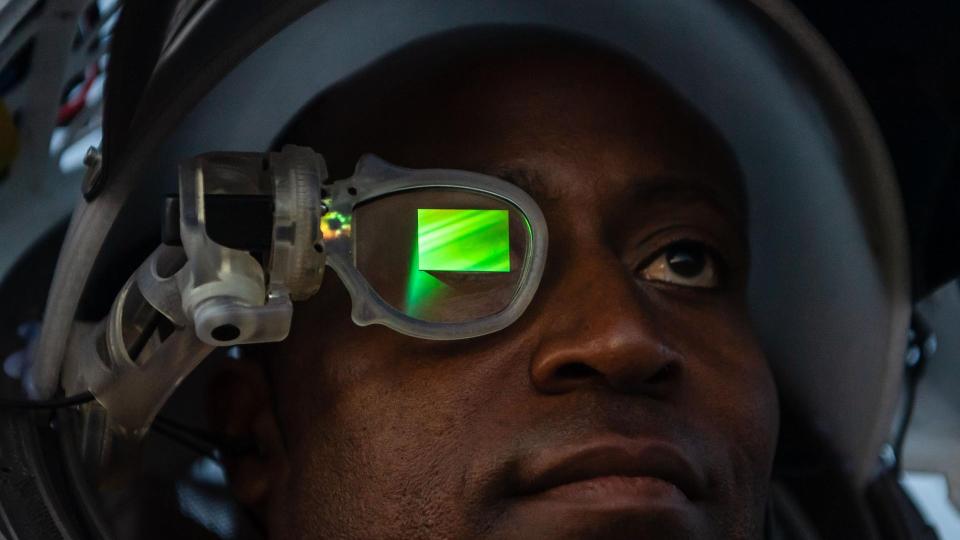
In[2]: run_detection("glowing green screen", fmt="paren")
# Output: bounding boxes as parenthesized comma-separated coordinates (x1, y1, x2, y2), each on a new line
(417, 209, 510, 272)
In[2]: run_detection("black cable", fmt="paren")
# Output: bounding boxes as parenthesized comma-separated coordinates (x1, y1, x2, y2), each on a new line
(150, 419, 222, 461)
(125, 308, 163, 361)
(0, 391, 96, 410)
(0, 388, 253, 463)
(893, 380, 919, 474)
(153, 414, 258, 459)
(0, 388, 251, 460)
(154, 414, 215, 441)
(891, 313, 936, 472)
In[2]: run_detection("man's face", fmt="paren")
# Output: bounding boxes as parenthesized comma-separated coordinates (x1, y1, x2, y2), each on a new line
(213, 46, 779, 539)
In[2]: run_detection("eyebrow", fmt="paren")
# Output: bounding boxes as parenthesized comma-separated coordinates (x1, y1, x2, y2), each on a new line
(484, 165, 747, 222)
(629, 174, 748, 224)
(485, 167, 566, 202)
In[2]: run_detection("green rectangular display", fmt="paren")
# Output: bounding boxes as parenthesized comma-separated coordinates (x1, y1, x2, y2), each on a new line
(417, 209, 510, 272)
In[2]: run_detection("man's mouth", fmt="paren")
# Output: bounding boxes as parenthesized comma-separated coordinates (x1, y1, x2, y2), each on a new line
(511, 434, 707, 505)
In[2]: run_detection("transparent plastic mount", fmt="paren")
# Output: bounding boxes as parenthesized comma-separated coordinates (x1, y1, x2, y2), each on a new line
(77, 147, 331, 443)
(324, 153, 549, 340)
(178, 147, 326, 346)
(88, 247, 215, 440)
(79, 147, 548, 446)
(181, 145, 549, 343)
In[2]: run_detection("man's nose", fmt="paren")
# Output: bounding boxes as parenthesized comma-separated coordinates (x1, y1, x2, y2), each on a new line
(529, 248, 684, 397)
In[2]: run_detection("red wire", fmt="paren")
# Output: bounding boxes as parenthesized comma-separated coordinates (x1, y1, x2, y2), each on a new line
(56, 64, 99, 126)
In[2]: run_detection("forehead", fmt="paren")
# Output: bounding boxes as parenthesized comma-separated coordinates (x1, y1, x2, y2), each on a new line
(284, 33, 745, 217)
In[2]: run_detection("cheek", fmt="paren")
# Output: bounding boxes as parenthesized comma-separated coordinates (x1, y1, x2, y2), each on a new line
(274, 323, 518, 538)
(664, 297, 779, 506)
(698, 340, 779, 482)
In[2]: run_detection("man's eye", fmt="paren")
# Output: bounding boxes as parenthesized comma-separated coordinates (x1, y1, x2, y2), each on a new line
(639, 241, 721, 289)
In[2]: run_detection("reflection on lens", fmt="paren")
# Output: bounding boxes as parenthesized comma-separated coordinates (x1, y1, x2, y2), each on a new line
(321, 209, 352, 241)
(417, 209, 510, 272)
(355, 189, 529, 324)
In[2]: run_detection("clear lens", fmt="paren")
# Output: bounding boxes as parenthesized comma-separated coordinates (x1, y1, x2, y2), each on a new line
(354, 189, 530, 323)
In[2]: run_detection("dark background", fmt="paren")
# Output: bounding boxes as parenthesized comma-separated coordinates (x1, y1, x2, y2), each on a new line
(794, 0, 959, 299)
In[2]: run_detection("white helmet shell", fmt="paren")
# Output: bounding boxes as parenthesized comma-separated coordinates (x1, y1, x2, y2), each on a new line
(32, 0, 909, 492)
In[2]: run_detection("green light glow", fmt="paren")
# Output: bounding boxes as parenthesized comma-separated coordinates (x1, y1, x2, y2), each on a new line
(320, 209, 352, 241)
(417, 209, 510, 272)
(404, 237, 447, 318)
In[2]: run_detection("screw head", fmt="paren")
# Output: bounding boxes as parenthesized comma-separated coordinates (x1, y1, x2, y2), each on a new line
(81, 146, 104, 200)
(83, 146, 101, 167)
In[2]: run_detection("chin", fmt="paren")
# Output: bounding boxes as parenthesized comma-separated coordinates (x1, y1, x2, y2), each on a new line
(485, 496, 715, 540)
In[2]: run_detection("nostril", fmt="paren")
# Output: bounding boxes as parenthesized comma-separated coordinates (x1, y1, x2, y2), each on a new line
(554, 362, 600, 380)
(646, 362, 678, 385)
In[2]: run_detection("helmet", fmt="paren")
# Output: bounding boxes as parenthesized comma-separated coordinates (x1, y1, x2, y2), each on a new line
(0, 0, 916, 537)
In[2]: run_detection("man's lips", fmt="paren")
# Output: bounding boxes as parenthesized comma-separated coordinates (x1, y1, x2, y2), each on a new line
(511, 435, 706, 503)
